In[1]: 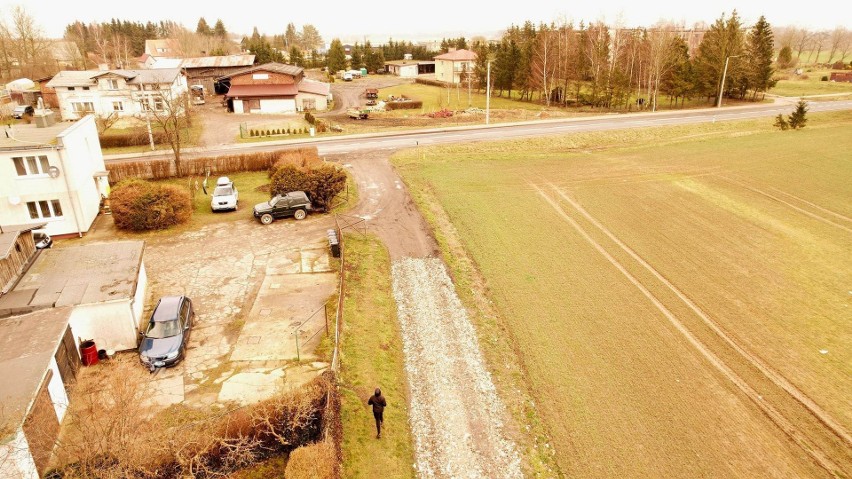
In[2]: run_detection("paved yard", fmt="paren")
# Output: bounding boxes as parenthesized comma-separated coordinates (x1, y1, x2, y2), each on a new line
(71, 211, 338, 413)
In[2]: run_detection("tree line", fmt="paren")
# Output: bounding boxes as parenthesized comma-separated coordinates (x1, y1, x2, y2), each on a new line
(458, 12, 781, 110)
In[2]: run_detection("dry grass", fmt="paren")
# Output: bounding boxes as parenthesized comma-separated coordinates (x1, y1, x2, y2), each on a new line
(392, 110, 852, 477)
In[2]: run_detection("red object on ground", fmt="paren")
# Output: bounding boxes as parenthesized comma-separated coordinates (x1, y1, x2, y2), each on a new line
(80, 340, 99, 366)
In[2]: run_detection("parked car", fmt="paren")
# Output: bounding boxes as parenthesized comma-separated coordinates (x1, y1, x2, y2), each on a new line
(253, 191, 312, 225)
(13, 105, 33, 119)
(211, 176, 238, 211)
(138, 296, 195, 371)
(342, 72, 353, 81)
(32, 230, 52, 249)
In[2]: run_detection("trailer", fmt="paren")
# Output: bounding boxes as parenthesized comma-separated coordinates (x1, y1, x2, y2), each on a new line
(347, 108, 369, 120)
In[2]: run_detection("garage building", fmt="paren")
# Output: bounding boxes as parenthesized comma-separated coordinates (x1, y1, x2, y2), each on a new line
(218, 63, 330, 114)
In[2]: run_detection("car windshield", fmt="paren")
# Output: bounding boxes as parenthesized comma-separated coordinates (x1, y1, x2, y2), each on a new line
(213, 186, 233, 196)
(145, 319, 181, 339)
(269, 196, 280, 207)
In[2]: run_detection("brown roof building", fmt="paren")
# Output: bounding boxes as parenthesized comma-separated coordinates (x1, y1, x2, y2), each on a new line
(218, 63, 330, 114)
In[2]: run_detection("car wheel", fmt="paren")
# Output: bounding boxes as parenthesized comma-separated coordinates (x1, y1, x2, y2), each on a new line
(260, 213, 274, 225)
(294, 209, 306, 220)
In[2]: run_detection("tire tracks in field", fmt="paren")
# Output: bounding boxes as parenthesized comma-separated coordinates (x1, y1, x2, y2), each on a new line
(532, 183, 851, 477)
(716, 175, 852, 234)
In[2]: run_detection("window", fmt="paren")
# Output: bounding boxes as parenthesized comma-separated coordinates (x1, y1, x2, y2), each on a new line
(107, 79, 119, 90)
(68, 87, 75, 91)
(153, 97, 164, 111)
(26, 199, 63, 219)
(12, 155, 50, 176)
(143, 84, 155, 91)
(112, 101, 124, 111)
(252, 73, 269, 80)
(82, 86, 90, 90)
(72, 102, 94, 113)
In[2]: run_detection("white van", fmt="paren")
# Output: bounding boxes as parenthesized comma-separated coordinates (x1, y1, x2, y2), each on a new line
(342, 72, 353, 81)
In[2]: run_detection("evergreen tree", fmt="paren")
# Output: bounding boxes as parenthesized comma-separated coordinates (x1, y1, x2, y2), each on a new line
(745, 16, 776, 99)
(788, 99, 808, 129)
(213, 19, 227, 38)
(285, 23, 298, 49)
(196, 18, 211, 36)
(289, 46, 304, 67)
(776, 45, 794, 68)
(695, 11, 745, 101)
(364, 41, 385, 72)
(350, 42, 364, 68)
(327, 38, 347, 72)
(773, 113, 789, 130)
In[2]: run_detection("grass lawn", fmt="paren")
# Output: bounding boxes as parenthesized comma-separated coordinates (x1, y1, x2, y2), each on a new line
(101, 121, 203, 155)
(338, 234, 415, 479)
(393, 111, 852, 477)
(772, 69, 852, 97)
(378, 83, 549, 112)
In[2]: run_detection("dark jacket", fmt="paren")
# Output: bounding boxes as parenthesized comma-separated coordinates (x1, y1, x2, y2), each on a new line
(368, 393, 387, 414)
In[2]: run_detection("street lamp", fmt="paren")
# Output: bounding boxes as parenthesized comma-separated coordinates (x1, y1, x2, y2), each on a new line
(717, 55, 740, 108)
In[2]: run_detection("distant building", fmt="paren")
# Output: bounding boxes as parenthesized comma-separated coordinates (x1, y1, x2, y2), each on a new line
(384, 60, 435, 77)
(830, 71, 852, 83)
(144, 54, 256, 94)
(218, 63, 330, 114)
(434, 49, 477, 84)
(145, 38, 181, 56)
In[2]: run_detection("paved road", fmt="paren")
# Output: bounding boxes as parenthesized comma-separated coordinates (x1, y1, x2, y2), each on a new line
(105, 100, 852, 163)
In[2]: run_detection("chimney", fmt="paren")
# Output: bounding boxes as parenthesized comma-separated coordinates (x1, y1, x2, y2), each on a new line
(98, 63, 109, 71)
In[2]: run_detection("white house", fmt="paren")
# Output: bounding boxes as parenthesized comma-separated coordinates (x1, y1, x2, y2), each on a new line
(385, 60, 420, 78)
(0, 115, 108, 238)
(434, 49, 477, 84)
(46, 68, 187, 121)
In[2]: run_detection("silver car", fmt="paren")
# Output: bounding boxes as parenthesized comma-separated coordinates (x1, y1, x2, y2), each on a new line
(211, 177, 238, 211)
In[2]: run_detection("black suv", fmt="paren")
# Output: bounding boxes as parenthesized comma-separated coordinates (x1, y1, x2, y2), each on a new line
(139, 296, 194, 370)
(253, 191, 312, 225)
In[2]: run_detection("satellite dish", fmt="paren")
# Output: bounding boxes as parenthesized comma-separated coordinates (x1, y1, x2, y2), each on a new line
(48, 166, 60, 178)
(8, 196, 21, 205)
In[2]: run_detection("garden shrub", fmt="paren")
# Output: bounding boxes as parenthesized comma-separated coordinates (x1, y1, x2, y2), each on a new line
(386, 100, 423, 110)
(284, 441, 336, 479)
(110, 179, 192, 231)
(99, 129, 169, 148)
(269, 163, 347, 211)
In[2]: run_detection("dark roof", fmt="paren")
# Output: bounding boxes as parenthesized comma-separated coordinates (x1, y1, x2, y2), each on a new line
(225, 84, 298, 98)
(216, 62, 303, 81)
(298, 79, 330, 96)
(0, 223, 46, 260)
(152, 296, 183, 322)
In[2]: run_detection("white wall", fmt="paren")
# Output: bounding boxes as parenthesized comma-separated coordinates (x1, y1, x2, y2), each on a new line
(0, 429, 39, 479)
(258, 99, 296, 114)
(296, 93, 328, 111)
(131, 261, 148, 330)
(69, 300, 137, 352)
(233, 99, 244, 114)
(399, 65, 419, 78)
(54, 73, 188, 121)
(46, 357, 69, 422)
(0, 116, 104, 236)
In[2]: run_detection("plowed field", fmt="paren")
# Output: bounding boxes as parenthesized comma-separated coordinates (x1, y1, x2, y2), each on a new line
(392, 112, 852, 477)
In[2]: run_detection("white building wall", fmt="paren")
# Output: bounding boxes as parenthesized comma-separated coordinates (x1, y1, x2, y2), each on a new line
(0, 116, 104, 236)
(0, 429, 39, 479)
(296, 93, 328, 111)
(233, 100, 244, 114)
(54, 73, 188, 121)
(69, 300, 137, 352)
(46, 357, 69, 422)
(399, 65, 419, 78)
(131, 261, 148, 330)
(258, 99, 296, 114)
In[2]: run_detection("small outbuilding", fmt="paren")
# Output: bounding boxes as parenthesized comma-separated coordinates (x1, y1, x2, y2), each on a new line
(385, 60, 435, 78)
(829, 71, 852, 83)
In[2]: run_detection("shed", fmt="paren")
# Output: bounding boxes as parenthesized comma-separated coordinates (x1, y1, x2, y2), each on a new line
(829, 71, 852, 83)
(0, 241, 147, 352)
(0, 223, 45, 294)
(0, 307, 77, 478)
(385, 60, 435, 78)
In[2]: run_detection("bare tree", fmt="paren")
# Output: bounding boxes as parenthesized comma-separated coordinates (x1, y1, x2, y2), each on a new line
(807, 31, 828, 64)
(646, 24, 680, 111)
(141, 87, 193, 176)
(9, 6, 50, 78)
(827, 27, 850, 64)
(793, 27, 811, 60)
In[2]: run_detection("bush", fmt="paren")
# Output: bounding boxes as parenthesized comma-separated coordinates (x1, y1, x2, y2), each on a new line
(269, 163, 347, 211)
(284, 441, 336, 479)
(305, 111, 316, 125)
(110, 179, 192, 231)
(415, 77, 447, 87)
(386, 100, 423, 110)
(821, 75, 829, 81)
(99, 129, 169, 148)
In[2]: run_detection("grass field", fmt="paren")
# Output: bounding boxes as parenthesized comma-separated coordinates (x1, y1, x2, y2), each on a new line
(337, 235, 415, 479)
(772, 70, 852, 97)
(393, 111, 852, 477)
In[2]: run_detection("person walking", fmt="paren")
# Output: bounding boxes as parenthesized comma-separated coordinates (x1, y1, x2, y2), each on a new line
(368, 388, 387, 438)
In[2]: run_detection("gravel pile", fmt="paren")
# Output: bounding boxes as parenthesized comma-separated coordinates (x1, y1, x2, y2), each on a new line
(392, 257, 522, 479)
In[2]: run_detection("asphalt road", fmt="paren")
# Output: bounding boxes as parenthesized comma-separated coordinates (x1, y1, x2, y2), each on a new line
(104, 99, 852, 163)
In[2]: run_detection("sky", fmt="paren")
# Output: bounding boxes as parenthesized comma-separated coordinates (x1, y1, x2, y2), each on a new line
(3, 0, 848, 42)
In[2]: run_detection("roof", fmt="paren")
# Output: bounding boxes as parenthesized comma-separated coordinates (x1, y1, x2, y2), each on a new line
(225, 84, 298, 98)
(0, 241, 144, 317)
(216, 62, 303, 81)
(385, 60, 431, 66)
(145, 39, 180, 54)
(45, 70, 97, 87)
(93, 68, 181, 84)
(434, 49, 478, 61)
(0, 223, 47, 260)
(0, 120, 74, 149)
(0, 307, 73, 437)
(298, 79, 330, 96)
(6, 78, 34, 91)
(180, 54, 255, 69)
(147, 57, 183, 69)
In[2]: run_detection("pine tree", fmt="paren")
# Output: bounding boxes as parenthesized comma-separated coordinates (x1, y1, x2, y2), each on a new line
(745, 16, 776, 99)
(788, 99, 808, 129)
(350, 43, 364, 68)
(196, 18, 211, 36)
(285, 23, 298, 49)
(213, 19, 227, 38)
(776, 46, 794, 68)
(695, 11, 745, 101)
(289, 46, 304, 67)
(327, 39, 347, 72)
(773, 114, 789, 130)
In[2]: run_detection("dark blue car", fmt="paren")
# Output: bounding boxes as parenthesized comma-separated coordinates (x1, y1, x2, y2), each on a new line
(139, 296, 194, 371)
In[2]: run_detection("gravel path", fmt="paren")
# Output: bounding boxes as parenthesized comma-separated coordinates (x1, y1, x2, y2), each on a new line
(391, 257, 522, 479)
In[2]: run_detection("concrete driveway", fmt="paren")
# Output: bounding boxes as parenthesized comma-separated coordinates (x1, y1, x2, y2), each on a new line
(73, 211, 338, 412)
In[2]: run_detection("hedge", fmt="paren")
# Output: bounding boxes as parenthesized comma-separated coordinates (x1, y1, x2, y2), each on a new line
(385, 100, 423, 110)
(99, 130, 169, 148)
(110, 179, 192, 231)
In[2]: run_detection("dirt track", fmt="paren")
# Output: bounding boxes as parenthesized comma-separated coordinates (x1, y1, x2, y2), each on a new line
(335, 151, 522, 477)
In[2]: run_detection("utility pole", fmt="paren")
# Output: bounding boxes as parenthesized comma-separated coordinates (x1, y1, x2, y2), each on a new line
(486, 60, 491, 125)
(717, 55, 740, 108)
